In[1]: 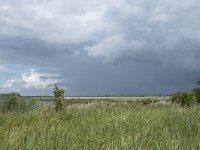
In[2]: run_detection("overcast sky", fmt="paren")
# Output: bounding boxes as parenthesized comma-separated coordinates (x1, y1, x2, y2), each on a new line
(0, 0, 200, 96)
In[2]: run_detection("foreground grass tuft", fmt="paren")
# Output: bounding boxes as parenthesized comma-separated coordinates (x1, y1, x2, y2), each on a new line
(0, 102, 200, 149)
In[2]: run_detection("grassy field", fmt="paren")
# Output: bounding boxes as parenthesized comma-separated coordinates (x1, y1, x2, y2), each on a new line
(0, 98, 200, 149)
(23, 96, 170, 101)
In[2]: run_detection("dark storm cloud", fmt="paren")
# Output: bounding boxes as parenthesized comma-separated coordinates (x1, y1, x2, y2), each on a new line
(85, 0, 200, 70)
(0, 37, 73, 64)
(0, 0, 200, 95)
(59, 57, 200, 96)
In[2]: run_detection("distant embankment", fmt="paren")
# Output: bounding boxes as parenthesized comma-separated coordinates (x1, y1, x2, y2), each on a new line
(64, 96, 170, 101)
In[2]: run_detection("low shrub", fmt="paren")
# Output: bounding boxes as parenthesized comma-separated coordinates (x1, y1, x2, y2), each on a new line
(171, 91, 197, 107)
(0, 93, 35, 112)
(2, 93, 20, 111)
(192, 88, 200, 103)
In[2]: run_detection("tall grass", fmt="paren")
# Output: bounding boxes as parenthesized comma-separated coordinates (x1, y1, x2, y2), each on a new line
(0, 101, 200, 149)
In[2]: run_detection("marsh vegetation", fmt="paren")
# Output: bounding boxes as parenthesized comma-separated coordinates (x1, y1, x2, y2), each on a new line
(0, 96, 200, 150)
(0, 79, 200, 150)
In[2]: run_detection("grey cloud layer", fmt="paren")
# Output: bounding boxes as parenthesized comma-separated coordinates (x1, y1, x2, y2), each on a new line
(85, 0, 200, 70)
(0, 0, 200, 69)
(0, 0, 200, 95)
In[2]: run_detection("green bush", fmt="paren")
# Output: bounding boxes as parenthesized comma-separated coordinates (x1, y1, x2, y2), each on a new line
(171, 91, 197, 107)
(192, 88, 200, 103)
(2, 93, 20, 111)
(53, 84, 64, 112)
(0, 93, 35, 112)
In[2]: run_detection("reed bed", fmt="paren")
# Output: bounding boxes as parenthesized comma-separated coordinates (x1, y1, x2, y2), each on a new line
(0, 101, 200, 150)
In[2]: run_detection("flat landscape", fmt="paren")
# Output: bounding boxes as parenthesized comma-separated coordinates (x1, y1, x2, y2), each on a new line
(0, 0, 200, 149)
(0, 96, 200, 150)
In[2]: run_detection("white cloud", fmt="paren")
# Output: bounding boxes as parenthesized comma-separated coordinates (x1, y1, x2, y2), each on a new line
(0, 69, 62, 93)
(22, 69, 60, 89)
(0, 65, 6, 72)
(1, 79, 15, 88)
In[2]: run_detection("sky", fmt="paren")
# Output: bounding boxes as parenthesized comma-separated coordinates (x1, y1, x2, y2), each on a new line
(0, 0, 200, 96)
